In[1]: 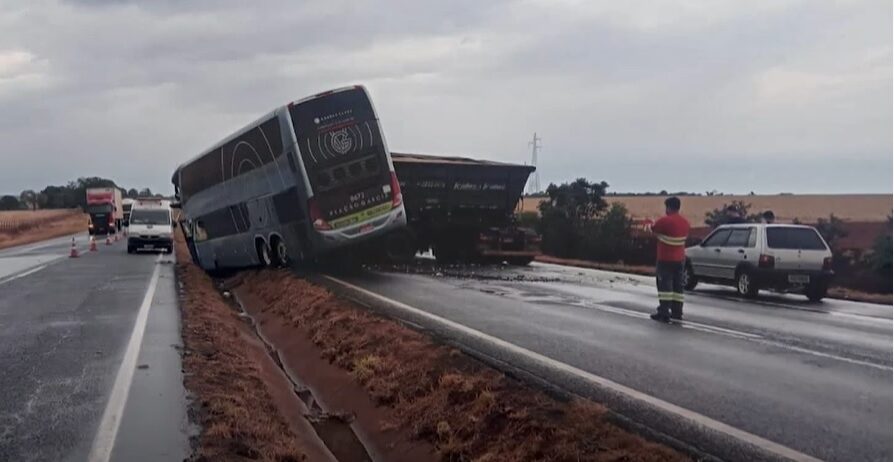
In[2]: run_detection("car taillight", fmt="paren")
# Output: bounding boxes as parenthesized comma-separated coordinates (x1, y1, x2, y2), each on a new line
(307, 198, 331, 231)
(390, 171, 403, 208)
(822, 257, 833, 271)
(758, 254, 775, 269)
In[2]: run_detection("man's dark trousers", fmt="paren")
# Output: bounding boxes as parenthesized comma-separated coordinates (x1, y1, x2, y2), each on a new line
(656, 261, 684, 317)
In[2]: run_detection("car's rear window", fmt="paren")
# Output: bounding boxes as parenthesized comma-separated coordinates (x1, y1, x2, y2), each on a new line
(766, 227, 827, 250)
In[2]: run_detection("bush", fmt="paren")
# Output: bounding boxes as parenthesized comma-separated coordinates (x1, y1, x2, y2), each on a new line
(815, 214, 848, 248)
(704, 200, 762, 227)
(0, 195, 22, 210)
(516, 211, 540, 230)
(868, 218, 892, 289)
(536, 179, 645, 263)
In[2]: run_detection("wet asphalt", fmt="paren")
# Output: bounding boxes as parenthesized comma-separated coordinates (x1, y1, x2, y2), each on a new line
(0, 234, 189, 462)
(334, 260, 893, 462)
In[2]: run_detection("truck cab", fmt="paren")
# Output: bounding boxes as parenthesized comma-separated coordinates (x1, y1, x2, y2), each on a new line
(127, 199, 174, 254)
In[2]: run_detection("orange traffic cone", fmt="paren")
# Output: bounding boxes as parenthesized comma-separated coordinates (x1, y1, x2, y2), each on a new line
(69, 237, 79, 258)
(89, 236, 98, 252)
(105, 234, 112, 246)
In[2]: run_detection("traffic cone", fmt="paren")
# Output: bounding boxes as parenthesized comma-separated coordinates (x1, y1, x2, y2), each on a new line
(105, 234, 112, 246)
(89, 236, 97, 252)
(69, 237, 79, 258)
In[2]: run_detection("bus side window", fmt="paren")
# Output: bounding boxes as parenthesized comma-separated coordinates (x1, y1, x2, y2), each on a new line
(194, 221, 209, 242)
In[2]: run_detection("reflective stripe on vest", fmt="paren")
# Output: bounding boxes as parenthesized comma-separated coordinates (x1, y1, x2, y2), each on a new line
(656, 234, 687, 246)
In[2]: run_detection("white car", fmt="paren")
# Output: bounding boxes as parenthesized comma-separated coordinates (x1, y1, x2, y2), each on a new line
(683, 224, 834, 302)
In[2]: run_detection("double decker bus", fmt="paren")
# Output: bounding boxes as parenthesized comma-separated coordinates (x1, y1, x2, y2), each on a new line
(172, 85, 406, 272)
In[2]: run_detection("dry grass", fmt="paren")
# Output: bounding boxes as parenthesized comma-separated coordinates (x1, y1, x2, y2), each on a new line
(241, 270, 688, 462)
(0, 209, 77, 221)
(174, 235, 310, 462)
(0, 210, 86, 250)
(519, 194, 892, 224)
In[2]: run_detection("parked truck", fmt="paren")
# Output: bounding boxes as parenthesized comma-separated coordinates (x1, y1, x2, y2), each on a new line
(372, 152, 540, 265)
(86, 187, 123, 235)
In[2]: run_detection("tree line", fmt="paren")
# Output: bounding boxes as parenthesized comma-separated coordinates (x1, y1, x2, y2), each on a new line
(0, 177, 161, 211)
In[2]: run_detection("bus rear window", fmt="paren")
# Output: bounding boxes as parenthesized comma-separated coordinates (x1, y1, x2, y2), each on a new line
(289, 88, 386, 192)
(766, 228, 827, 250)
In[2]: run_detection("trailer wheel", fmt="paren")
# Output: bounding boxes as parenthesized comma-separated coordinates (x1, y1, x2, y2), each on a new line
(508, 257, 534, 266)
(433, 243, 459, 264)
(384, 230, 417, 263)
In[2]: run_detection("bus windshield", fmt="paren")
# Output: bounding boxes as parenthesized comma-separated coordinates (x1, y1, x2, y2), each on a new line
(130, 209, 171, 226)
(289, 87, 394, 229)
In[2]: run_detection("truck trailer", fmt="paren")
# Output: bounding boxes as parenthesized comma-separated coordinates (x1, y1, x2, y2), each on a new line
(86, 187, 123, 235)
(375, 152, 540, 265)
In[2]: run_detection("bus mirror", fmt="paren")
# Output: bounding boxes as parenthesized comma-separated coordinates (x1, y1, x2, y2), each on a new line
(172, 221, 178, 229)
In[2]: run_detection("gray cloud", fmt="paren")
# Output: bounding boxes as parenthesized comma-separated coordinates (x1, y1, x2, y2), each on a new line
(0, 0, 890, 195)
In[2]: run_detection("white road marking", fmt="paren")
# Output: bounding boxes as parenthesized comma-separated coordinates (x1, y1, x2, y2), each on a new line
(566, 298, 891, 371)
(0, 264, 48, 285)
(87, 254, 163, 462)
(323, 275, 823, 462)
(534, 261, 891, 322)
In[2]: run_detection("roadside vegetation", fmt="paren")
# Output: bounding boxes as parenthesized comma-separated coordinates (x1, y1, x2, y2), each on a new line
(527, 179, 892, 301)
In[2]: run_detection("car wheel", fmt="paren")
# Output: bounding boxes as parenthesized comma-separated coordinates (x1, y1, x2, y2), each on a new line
(736, 270, 758, 298)
(683, 264, 698, 291)
(127, 246, 135, 254)
(256, 240, 272, 267)
(806, 283, 827, 303)
(272, 237, 290, 267)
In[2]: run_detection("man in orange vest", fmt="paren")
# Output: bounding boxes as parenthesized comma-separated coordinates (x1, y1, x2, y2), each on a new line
(650, 197, 691, 323)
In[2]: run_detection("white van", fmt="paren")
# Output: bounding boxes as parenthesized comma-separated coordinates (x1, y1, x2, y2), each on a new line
(127, 199, 174, 254)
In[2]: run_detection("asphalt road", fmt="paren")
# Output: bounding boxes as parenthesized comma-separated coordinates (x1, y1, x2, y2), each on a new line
(0, 234, 190, 462)
(330, 260, 892, 462)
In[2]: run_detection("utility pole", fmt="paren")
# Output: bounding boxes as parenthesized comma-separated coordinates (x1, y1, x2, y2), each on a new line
(527, 132, 541, 194)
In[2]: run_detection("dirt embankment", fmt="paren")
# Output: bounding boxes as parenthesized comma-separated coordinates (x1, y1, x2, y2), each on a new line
(236, 269, 687, 462)
(0, 210, 86, 250)
(175, 237, 334, 461)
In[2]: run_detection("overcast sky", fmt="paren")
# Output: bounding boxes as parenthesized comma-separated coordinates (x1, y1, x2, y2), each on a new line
(0, 0, 891, 196)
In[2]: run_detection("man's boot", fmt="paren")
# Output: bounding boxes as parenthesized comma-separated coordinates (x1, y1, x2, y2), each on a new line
(650, 313, 670, 322)
(670, 301, 683, 321)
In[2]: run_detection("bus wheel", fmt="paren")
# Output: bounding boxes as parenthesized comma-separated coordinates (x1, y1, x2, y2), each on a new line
(256, 239, 272, 267)
(271, 237, 290, 267)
